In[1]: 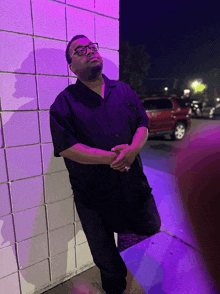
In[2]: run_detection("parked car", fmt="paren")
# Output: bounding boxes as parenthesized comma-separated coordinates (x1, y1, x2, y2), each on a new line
(183, 97, 203, 117)
(140, 96, 191, 140)
(209, 104, 220, 119)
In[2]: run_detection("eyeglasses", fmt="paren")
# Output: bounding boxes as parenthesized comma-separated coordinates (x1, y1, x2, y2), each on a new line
(71, 43, 99, 59)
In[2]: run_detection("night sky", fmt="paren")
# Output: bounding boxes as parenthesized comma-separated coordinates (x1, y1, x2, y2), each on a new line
(120, 0, 220, 80)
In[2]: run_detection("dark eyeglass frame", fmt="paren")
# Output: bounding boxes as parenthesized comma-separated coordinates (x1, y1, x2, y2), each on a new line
(71, 43, 99, 60)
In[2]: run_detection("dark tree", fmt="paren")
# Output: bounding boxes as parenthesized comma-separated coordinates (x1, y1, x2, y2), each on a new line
(119, 40, 151, 95)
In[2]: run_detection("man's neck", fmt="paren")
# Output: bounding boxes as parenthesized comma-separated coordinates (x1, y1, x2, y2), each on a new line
(79, 73, 104, 89)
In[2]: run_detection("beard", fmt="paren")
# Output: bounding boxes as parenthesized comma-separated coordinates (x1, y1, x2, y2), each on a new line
(76, 62, 103, 82)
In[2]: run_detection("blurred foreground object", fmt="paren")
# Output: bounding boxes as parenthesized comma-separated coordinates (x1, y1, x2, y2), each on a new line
(173, 121, 220, 291)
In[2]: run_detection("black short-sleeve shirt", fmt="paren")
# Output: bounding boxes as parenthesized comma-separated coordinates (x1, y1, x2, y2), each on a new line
(49, 74, 150, 208)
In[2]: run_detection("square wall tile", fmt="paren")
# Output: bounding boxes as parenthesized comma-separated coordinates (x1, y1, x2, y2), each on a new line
(10, 176, 44, 212)
(6, 145, 42, 181)
(32, 0, 66, 40)
(39, 112, 51, 143)
(19, 259, 50, 294)
(76, 242, 93, 269)
(66, 6, 95, 41)
(66, 0, 95, 12)
(0, 73, 38, 111)
(0, 214, 15, 249)
(37, 76, 69, 110)
(17, 233, 48, 269)
(47, 198, 74, 231)
(0, 184, 11, 217)
(44, 171, 72, 203)
(95, 0, 119, 19)
(75, 221, 87, 245)
(3, 112, 40, 147)
(41, 143, 67, 173)
(95, 15, 119, 50)
(0, 273, 20, 294)
(0, 0, 33, 34)
(99, 49, 119, 80)
(14, 206, 47, 242)
(0, 245, 18, 279)
(0, 149, 7, 184)
(49, 224, 75, 256)
(0, 32, 35, 73)
(50, 249, 76, 280)
(35, 38, 68, 76)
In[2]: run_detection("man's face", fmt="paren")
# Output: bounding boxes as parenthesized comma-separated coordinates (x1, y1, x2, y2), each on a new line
(69, 38, 103, 79)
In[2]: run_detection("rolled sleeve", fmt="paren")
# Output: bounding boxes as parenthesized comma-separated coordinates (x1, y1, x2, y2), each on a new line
(49, 109, 79, 157)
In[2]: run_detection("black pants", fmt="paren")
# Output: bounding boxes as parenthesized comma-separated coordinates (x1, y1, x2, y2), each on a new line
(74, 193, 161, 294)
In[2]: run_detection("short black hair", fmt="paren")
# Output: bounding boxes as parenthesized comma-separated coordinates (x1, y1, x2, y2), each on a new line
(66, 34, 89, 64)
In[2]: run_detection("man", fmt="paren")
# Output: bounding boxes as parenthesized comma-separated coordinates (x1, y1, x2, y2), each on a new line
(49, 34, 161, 294)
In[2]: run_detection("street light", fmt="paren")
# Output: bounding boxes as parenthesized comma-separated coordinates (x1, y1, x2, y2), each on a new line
(192, 81, 199, 88)
(191, 79, 206, 93)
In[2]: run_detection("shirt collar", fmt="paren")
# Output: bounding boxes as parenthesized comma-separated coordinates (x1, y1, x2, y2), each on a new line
(75, 73, 117, 95)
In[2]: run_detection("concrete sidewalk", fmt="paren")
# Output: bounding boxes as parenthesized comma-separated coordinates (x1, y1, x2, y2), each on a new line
(43, 166, 218, 294)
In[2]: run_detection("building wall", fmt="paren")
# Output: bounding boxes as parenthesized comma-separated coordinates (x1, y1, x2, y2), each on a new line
(0, 0, 119, 293)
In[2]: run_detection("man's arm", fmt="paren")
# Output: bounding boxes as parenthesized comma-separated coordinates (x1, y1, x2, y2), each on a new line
(129, 126, 148, 154)
(59, 143, 118, 165)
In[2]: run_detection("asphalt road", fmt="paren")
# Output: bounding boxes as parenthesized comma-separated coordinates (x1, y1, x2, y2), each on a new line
(118, 117, 220, 251)
(140, 118, 220, 175)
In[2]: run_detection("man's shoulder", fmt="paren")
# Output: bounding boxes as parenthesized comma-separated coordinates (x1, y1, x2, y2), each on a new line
(50, 84, 77, 111)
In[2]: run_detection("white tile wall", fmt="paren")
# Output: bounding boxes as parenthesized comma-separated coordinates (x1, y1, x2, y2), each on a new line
(0, 149, 7, 183)
(0, 214, 15, 249)
(49, 224, 75, 256)
(44, 171, 72, 203)
(0, 184, 11, 217)
(35, 38, 68, 76)
(3, 112, 40, 147)
(76, 242, 94, 269)
(95, 16, 119, 50)
(75, 221, 87, 245)
(95, 0, 119, 19)
(41, 143, 67, 173)
(0, 245, 18, 278)
(0, 0, 119, 292)
(17, 233, 48, 269)
(47, 198, 74, 231)
(66, 0, 95, 12)
(10, 177, 44, 212)
(100, 49, 119, 80)
(39, 112, 51, 143)
(37, 76, 69, 110)
(66, 6, 95, 42)
(14, 206, 47, 242)
(32, 0, 66, 40)
(0, 32, 35, 73)
(0, 273, 20, 294)
(6, 145, 42, 181)
(19, 259, 50, 293)
(0, 73, 38, 111)
(0, 0, 33, 34)
(50, 248, 76, 280)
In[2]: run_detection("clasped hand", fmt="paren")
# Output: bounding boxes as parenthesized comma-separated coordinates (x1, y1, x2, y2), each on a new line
(110, 144, 137, 172)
